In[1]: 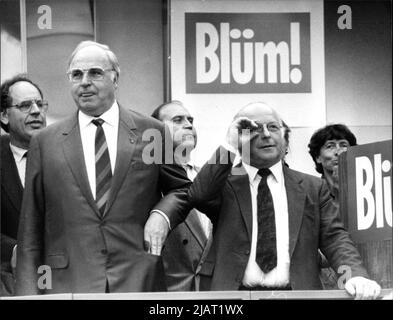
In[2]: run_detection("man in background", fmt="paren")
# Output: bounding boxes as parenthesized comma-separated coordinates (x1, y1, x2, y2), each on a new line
(151, 101, 212, 291)
(1, 75, 47, 295)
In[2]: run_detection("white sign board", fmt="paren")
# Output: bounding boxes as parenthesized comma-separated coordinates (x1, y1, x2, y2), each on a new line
(170, 0, 325, 166)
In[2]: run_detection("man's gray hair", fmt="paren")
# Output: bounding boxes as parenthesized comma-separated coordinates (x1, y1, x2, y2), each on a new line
(67, 40, 120, 81)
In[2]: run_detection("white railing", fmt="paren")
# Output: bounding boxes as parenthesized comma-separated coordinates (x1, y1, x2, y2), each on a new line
(1, 289, 392, 300)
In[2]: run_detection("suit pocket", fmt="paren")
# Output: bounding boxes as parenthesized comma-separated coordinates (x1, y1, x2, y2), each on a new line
(143, 252, 163, 260)
(130, 160, 152, 171)
(46, 254, 68, 269)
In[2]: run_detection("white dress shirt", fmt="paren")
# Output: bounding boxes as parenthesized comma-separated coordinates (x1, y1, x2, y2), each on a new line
(78, 101, 119, 199)
(239, 159, 291, 288)
(9, 143, 28, 188)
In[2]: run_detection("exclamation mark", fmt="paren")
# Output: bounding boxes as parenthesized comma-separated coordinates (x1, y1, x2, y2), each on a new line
(290, 22, 302, 84)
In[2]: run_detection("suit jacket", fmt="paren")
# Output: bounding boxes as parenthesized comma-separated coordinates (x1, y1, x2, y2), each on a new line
(1, 135, 23, 263)
(1, 135, 23, 295)
(15, 105, 191, 295)
(168, 147, 369, 290)
(161, 202, 212, 291)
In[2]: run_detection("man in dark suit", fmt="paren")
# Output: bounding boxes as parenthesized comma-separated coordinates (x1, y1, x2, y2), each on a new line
(161, 102, 381, 299)
(151, 101, 212, 291)
(1, 75, 47, 295)
(15, 41, 190, 295)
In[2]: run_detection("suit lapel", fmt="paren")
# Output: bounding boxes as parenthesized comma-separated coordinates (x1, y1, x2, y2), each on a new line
(228, 166, 253, 241)
(284, 165, 306, 259)
(104, 106, 137, 215)
(1, 137, 23, 212)
(62, 114, 100, 217)
(184, 165, 209, 249)
(184, 209, 207, 249)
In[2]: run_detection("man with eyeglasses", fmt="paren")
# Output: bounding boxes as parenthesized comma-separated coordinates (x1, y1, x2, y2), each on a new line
(158, 101, 381, 299)
(15, 41, 191, 295)
(0, 74, 47, 295)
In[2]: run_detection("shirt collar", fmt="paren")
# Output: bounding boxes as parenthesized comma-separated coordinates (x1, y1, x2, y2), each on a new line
(233, 152, 241, 166)
(78, 100, 119, 129)
(185, 158, 196, 169)
(241, 159, 284, 185)
(180, 159, 196, 173)
(9, 143, 28, 162)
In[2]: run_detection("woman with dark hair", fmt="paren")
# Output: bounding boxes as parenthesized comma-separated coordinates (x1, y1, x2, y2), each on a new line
(308, 124, 357, 290)
(308, 124, 357, 204)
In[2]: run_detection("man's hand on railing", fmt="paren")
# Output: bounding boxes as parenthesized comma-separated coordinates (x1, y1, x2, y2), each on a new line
(345, 276, 381, 300)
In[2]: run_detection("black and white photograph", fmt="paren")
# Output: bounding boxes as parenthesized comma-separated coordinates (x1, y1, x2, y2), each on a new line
(0, 0, 392, 307)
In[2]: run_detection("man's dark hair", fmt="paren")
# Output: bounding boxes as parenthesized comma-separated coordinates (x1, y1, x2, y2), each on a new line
(151, 100, 183, 121)
(308, 124, 357, 174)
(1, 74, 43, 132)
(1, 74, 43, 112)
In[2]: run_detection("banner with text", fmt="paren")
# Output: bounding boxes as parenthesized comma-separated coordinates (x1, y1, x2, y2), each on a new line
(170, 0, 325, 166)
(340, 140, 392, 243)
(186, 12, 311, 93)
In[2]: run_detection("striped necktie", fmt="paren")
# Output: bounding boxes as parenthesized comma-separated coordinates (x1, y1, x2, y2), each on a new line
(256, 168, 277, 273)
(92, 118, 112, 216)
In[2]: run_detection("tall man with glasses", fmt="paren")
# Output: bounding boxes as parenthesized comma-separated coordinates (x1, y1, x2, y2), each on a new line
(1, 75, 47, 295)
(156, 101, 381, 299)
(15, 41, 191, 295)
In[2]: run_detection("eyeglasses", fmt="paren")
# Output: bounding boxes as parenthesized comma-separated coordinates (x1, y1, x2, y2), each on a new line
(251, 122, 283, 133)
(11, 99, 48, 113)
(67, 67, 114, 83)
(322, 140, 350, 151)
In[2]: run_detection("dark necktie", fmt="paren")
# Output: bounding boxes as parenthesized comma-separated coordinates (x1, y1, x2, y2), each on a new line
(256, 168, 277, 273)
(92, 118, 112, 216)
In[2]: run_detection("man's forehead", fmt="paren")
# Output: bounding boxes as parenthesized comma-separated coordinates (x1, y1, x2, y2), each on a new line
(238, 103, 281, 122)
(9, 81, 41, 100)
(70, 46, 110, 67)
(325, 139, 350, 143)
(161, 103, 191, 119)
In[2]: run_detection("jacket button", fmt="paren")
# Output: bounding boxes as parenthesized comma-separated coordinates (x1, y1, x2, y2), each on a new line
(182, 239, 188, 245)
(245, 250, 250, 255)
